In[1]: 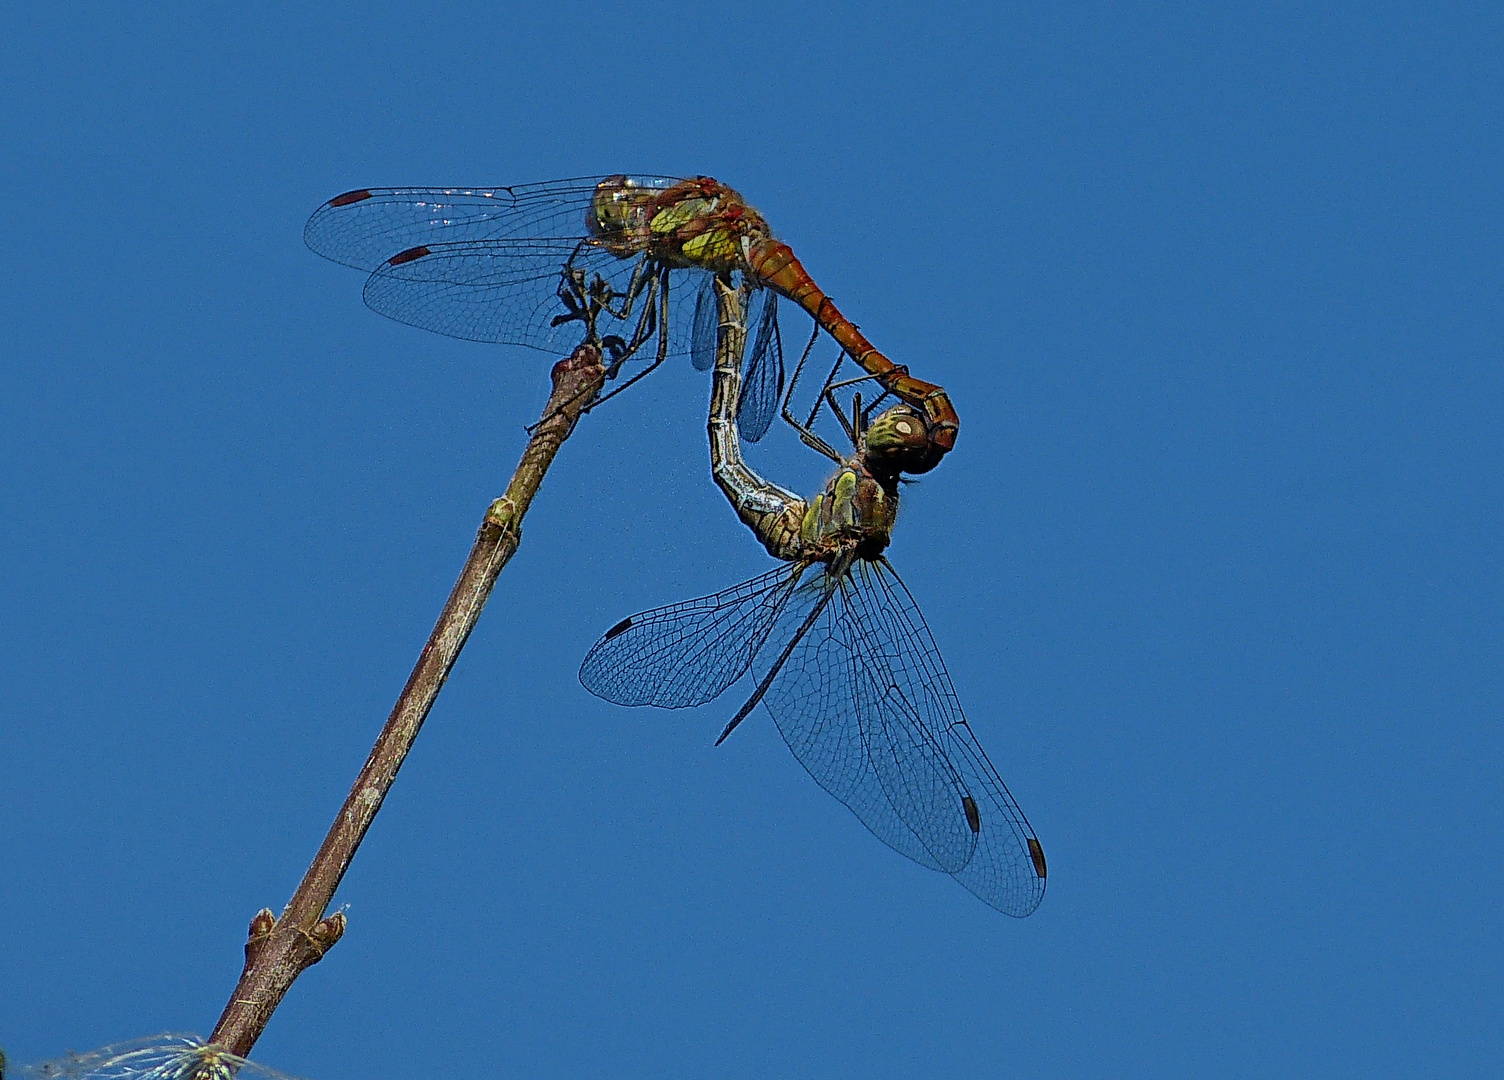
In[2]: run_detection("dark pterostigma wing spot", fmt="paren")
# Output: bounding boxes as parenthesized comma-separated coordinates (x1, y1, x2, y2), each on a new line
(580, 565, 803, 709)
(793, 558, 1048, 917)
(604, 616, 633, 640)
(329, 189, 374, 207)
(387, 245, 432, 266)
(749, 563, 976, 877)
(1028, 837, 1047, 879)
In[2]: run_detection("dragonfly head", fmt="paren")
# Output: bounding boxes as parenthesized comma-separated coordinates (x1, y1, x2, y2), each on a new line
(862, 404, 933, 479)
(588, 175, 655, 255)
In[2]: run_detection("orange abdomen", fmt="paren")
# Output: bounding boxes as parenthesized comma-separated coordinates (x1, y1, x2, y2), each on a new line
(745, 238, 959, 467)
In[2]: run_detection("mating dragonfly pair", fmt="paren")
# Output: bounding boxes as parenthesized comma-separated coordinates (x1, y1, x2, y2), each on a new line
(306, 175, 1046, 916)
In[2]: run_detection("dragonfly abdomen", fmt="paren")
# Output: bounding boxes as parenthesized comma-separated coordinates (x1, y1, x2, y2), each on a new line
(705, 277, 807, 561)
(744, 237, 958, 474)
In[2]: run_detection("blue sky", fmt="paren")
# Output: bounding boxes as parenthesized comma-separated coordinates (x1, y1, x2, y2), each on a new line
(2, 3, 1500, 1077)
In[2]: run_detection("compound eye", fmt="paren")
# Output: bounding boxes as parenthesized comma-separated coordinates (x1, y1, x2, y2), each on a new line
(864, 405, 934, 473)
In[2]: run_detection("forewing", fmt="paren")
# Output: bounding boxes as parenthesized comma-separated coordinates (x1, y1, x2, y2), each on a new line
(737, 289, 785, 442)
(753, 564, 974, 873)
(581, 565, 804, 709)
(855, 560, 1048, 918)
(304, 176, 686, 271)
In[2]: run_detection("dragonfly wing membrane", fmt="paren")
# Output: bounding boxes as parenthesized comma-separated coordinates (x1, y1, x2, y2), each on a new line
(860, 560, 1048, 917)
(581, 565, 804, 709)
(838, 563, 978, 873)
(691, 274, 718, 371)
(363, 240, 622, 350)
(304, 176, 686, 271)
(737, 289, 784, 442)
(753, 565, 971, 874)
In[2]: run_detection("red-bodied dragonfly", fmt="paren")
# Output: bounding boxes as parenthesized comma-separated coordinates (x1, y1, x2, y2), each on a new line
(579, 278, 1045, 916)
(304, 175, 957, 471)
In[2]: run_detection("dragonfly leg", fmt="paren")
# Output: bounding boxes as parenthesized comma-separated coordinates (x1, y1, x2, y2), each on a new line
(596, 253, 652, 322)
(821, 373, 891, 450)
(780, 324, 826, 430)
(531, 268, 666, 431)
(860, 386, 894, 426)
(822, 383, 859, 448)
(778, 329, 844, 463)
(780, 319, 821, 419)
(586, 267, 672, 410)
(603, 267, 662, 375)
(552, 259, 608, 349)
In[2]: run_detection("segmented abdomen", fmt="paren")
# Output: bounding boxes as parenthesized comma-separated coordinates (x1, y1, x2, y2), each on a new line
(744, 238, 958, 471)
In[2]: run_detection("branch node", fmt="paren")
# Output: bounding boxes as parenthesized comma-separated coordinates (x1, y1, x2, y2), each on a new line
(306, 912, 347, 962)
(274, 910, 348, 980)
(243, 908, 276, 968)
(486, 497, 518, 529)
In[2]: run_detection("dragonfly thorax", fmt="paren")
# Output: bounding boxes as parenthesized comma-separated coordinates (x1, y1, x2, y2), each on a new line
(800, 462, 899, 561)
(588, 175, 770, 275)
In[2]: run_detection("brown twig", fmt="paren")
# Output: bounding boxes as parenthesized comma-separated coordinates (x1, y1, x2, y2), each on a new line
(207, 344, 607, 1057)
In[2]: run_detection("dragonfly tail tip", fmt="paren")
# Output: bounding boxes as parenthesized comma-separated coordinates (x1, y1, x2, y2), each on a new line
(714, 717, 742, 745)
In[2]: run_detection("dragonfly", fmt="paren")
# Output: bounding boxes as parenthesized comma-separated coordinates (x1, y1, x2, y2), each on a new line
(579, 277, 1046, 916)
(304, 175, 956, 472)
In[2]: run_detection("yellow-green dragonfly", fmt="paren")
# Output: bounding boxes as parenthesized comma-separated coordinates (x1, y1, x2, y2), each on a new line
(580, 279, 1045, 917)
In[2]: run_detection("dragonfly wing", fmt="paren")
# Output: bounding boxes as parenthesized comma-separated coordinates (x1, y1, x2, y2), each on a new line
(691, 274, 718, 371)
(658, 267, 711, 363)
(737, 289, 784, 442)
(852, 560, 1048, 917)
(581, 564, 806, 709)
(362, 238, 708, 358)
(304, 176, 687, 271)
(361, 239, 623, 350)
(752, 563, 975, 875)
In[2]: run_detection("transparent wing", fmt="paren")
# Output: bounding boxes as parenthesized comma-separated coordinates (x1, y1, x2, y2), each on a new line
(738, 288, 785, 442)
(304, 175, 687, 271)
(580, 565, 807, 708)
(691, 273, 718, 371)
(362, 237, 595, 350)
(583, 556, 1047, 917)
(754, 562, 979, 875)
(846, 559, 1048, 918)
(360, 239, 701, 354)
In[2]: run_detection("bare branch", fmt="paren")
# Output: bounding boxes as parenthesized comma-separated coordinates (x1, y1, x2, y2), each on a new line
(207, 345, 607, 1056)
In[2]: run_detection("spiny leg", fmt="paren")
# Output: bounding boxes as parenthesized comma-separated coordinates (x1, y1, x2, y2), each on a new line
(778, 323, 843, 463)
(779, 320, 823, 432)
(596, 252, 652, 322)
(821, 372, 889, 451)
(586, 265, 674, 411)
(601, 266, 662, 376)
